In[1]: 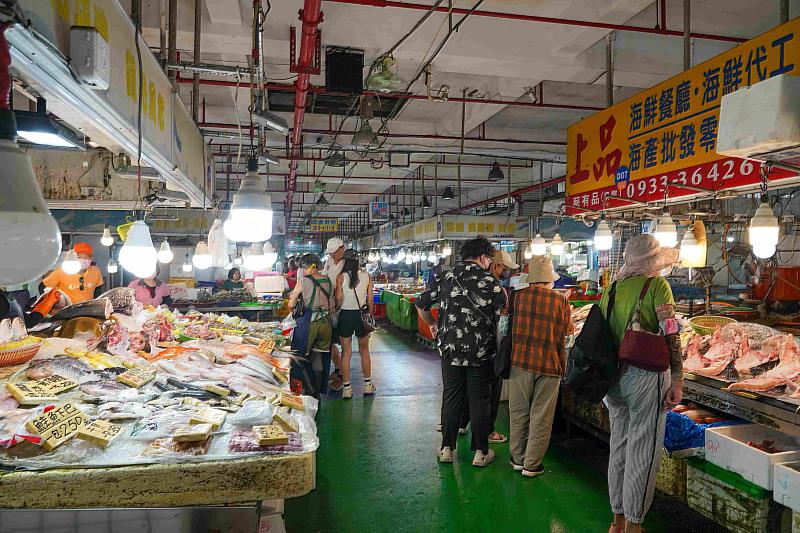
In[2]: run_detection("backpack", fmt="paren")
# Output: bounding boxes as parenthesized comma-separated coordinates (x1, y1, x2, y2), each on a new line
(562, 283, 619, 403)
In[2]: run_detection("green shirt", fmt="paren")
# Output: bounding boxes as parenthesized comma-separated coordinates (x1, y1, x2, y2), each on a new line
(223, 279, 244, 291)
(599, 275, 675, 346)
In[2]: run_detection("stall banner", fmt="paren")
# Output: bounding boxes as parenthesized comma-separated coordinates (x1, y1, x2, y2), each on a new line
(414, 217, 439, 241)
(309, 218, 339, 233)
(375, 223, 394, 247)
(369, 201, 391, 222)
(566, 18, 800, 214)
(394, 223, 415, 243)
(439, 215, 531, 239)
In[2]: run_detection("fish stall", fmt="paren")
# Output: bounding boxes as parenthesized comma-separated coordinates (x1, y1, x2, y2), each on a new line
(0, 288, 316, 528)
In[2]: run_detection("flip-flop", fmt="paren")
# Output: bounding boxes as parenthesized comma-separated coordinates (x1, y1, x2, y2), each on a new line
(488, 432, 508, 443)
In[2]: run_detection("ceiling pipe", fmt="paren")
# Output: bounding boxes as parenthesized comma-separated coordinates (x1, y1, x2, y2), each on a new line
(209, 152, 534, 168)
(446, 176, 565, 215)
(199, 122, 566, 146)
(176, 74, 603, 112)
(287, 0, 324, 219)
(324, 0, 745, 43)
(214, 171, 519, 185)
(167, 0, 177, 89)
(191, 0, 201, 121)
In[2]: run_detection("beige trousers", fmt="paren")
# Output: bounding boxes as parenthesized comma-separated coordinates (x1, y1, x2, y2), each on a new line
(508, 367, 560, 471)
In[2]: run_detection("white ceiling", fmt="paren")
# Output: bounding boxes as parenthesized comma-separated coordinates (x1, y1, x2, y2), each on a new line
(128, 0, 798, 232)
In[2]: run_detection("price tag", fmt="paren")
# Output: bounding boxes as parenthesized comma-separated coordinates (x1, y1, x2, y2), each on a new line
(190, 408, 227, 431)
(25, 402, 86, 450)
(258, 339, 276, 355)
(203, 384, 231, 397)
(34, 375, 79, 395)
(76, 419, 123, 447)
(279, 393, 304, 411)
(173, 423, 213, 442)
(272, 408, 298, 433)
(6, 382, 58, 405)
(117, 367, 156, 388)
(252, 424, 289, 446)
(272, 367, 289, 385)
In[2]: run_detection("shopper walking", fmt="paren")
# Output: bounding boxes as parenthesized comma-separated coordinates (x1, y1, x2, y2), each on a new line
(323, 238, 346, 392)
(417, 238, 506, 467)
(508, 256, 573, 477)
(334, 249, 376, 399)
(602, 235, 682, 533)
(288, 254, 336, 399)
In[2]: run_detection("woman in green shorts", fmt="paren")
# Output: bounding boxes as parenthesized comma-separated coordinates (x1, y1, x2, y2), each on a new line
(334, 249, 376, 399)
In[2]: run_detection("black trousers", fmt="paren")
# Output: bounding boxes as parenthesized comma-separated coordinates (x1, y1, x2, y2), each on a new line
(456, 374, 503, 433)
(441, 359, 493, 453)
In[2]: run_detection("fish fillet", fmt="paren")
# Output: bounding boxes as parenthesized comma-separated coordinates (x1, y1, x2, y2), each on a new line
(729, 335, 800, 393)
(734, 335, 780, 375)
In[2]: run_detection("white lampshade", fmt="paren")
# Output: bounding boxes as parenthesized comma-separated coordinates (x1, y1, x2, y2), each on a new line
(263, 242, 278, 269)
(61, 249, 81, 275)
(550, 233, 564, 256)
(653, 213, 678, 248)
(157, 240, 174, 263)
(427, 251, 437, 263)
(223, 158, 273, 242)
(397, 249, 406, 260)
(119, 220, 158, 278)
(107, 257, 118, 274)
(192, 241, 213, 270)
(531, 234, 547, 256)
(594, 220, 613, 251)
(404, 256, 413, 265)
(234, 255, 243, 266)
(182, 254, 192, 273)
(0, 138, 62, 286)
(100, 226, 114, 247)
(442, 243, 452, 257)
(244, 242, 268, 271)
(679, 230, 704, 267)
(524, 245, 533, 260)
(749, 201, 779, 250)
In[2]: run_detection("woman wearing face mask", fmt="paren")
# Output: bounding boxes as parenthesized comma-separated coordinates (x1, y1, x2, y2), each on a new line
(43, 242, 104, 304)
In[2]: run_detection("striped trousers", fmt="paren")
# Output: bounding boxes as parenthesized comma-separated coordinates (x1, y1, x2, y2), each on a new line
(605, 365, 671, 525)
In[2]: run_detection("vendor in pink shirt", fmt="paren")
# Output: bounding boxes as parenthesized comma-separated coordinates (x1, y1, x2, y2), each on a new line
(128, 265, 173, 307)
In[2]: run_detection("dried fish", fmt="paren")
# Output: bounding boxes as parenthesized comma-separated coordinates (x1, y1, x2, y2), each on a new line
(52, 298, 112, 321)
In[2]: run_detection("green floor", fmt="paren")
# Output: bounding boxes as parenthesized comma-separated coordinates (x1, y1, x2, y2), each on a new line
(284, 330, 676, 533)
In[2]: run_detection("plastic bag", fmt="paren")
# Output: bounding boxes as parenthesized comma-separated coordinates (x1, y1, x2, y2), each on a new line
(281, 315, 297, 335)
(228, 401, 275, 427)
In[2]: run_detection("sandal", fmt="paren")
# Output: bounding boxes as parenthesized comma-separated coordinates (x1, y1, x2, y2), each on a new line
(488, 432, 508, 443)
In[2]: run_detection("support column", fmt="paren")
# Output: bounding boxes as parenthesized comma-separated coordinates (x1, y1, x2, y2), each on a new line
(168, 0, 178, 89)
(781, 0, 790, 23)
(684, 0, 691, 70)
(192, 0, 201, 121)
(606, 32, 615, 107)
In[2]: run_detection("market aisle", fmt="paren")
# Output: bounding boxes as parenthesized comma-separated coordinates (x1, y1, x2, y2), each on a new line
(285, 327, 677, 533)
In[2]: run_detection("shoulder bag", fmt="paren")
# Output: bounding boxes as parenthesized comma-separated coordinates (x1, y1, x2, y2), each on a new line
(353, 273, 378, 335)
(493, 291, 514, 379)
(563, 283, 619, 403)
(618, 277, 670, 372)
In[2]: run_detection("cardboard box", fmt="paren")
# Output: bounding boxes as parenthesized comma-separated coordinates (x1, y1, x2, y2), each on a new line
(774, 462, 800, 513)
(705, 424, 800, 490)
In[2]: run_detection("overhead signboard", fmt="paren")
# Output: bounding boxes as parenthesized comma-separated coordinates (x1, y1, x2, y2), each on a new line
(369, 201, 391, 222)
(309, 218, 339, 233)
(439, 215, 531, 240)
(414, 218, 439, 242)
(394, 223, 415, 244)
(375, 223, 394, 247)
(566, 18, 800, 214)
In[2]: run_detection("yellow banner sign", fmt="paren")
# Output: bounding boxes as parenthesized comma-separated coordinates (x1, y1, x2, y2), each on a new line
(566, 18, 800, 211)
(310, 218, 339, 233)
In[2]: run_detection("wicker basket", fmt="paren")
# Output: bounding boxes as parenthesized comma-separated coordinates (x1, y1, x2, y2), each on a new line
(0, 341, 43, 367)
(689, 316, 737, 336)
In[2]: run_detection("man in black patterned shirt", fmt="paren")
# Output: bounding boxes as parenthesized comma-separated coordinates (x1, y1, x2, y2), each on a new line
(417, 238, 506, 467)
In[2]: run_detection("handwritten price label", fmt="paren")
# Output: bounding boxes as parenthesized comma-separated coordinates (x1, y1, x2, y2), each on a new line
(25, 403, 86, 450)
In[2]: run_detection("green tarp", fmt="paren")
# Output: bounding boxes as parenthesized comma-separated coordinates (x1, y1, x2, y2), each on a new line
(382, 290, 419, 332)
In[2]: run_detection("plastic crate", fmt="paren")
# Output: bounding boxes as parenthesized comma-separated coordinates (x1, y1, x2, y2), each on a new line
(373, 303, 386, 320)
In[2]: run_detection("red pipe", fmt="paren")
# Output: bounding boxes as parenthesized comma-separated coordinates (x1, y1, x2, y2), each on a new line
(325, 0, 745, 43)
(200, 122, 566, 146)
(0, 23, 12, 110)
(177, 74, 603, 112)
(446, 176, 565, 214)
(287, 1, 324, 218)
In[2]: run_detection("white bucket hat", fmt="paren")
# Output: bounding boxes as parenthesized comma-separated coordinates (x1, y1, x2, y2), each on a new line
(526, 256, 559, 284)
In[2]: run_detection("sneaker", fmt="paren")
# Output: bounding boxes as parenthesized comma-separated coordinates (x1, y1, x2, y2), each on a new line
(342, 387, 353, 399)
(521, 465, 545, 478)
(472, 449, 496, 467)
(438, 446, 454, 463)
(364, 383, 377, 395)
(509, 459, 524, 472)
(328, 371, 344, 391)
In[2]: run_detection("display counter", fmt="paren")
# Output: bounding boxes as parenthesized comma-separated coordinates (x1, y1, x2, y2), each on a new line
(381, 291, 420, 333)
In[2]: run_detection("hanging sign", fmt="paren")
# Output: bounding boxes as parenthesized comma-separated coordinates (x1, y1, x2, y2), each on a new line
(309, 218, 339, 233)
(369, 201, 391, 222)
(394, 224, 415, 243)
(439, 215, 530, 239)
(414, 217, 439, 241)
(566, 18, 800, 214)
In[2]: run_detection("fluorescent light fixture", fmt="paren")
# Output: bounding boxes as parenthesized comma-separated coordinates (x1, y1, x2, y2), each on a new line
(115, 165, 166, 182)
(14, 106, 85, 149)
(260, 151, 280, 165)
(252, 108, 289, 135)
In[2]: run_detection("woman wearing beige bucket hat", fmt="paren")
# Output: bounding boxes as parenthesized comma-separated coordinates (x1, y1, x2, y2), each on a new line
(599, 234, 683, 533)
(507, 256, 573, 478)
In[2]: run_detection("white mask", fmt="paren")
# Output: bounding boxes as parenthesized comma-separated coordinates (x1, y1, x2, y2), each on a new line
(79, 259, 92, 271)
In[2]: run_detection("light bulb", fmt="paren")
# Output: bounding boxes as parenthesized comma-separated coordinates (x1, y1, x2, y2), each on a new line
(244, 243, 268, 271)
(653, 213, 678, 248)
(0, 138, 62, 286)
(100, 226, 114, 247)
(234, 255, 243, 266)
(157, 240, 174, 263)
(263, 242, 278, 269)
(594, 220, 613, 251)
(749, 201, 779, 250)
(442, 244, 452, 257)
(107, 257, 118, 274)
(753, 243, 777, 259)
(223, 158, 273, 242)
(397, 249, 406, 260)
(225, 262, 234, 270)
(427, 252, 437, 263)
(192, 241, 213, 270)
(532, 234, 547, 256)
(61, 249, 81, 275)
(182, 254, 193, 273)
(726, 235, 735, 243)
(405, 256, 413, 265)
(549, 234, 564, 256)
(118, 220, 157, 278)
(680, 229, 704, 267)
(524, 246, 533, 260)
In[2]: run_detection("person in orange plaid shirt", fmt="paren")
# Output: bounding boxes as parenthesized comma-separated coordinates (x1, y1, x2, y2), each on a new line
(508, 255, 573, 478)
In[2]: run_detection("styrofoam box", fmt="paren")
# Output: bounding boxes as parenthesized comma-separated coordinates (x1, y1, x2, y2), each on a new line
(705, 424, 800, 490)
(774, 462, 800, 513)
